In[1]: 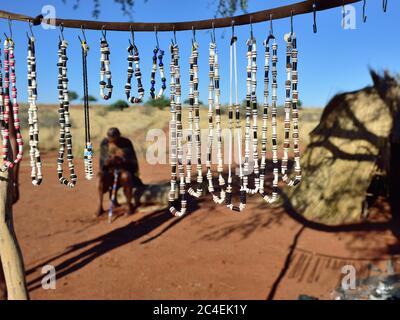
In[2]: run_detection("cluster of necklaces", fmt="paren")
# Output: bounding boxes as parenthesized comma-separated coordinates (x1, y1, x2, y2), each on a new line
(168, 23, 302, 216)
(0, 21, 302, 203)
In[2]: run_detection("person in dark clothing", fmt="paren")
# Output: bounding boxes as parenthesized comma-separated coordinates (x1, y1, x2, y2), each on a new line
(96, 127, 145, 217)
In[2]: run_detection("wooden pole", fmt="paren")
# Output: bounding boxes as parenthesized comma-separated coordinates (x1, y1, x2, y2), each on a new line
(0, 0, 362, 32)
(0, 163, 29, 300)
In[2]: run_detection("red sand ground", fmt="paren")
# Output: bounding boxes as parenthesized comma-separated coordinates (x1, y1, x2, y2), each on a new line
(12, 152, 400, 300)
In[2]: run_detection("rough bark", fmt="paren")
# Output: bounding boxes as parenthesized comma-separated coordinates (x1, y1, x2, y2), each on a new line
(0, 166, 29, 300)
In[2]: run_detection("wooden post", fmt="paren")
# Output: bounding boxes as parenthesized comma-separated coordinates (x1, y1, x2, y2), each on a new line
(0, 164, 29, 300)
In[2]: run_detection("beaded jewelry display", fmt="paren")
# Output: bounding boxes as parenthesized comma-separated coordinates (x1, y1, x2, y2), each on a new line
(99, 28, 113, 100)
(125, 29, 144, 104)
(225, 24, 246, 212)
(79, 30, 94, 180)
(1, 36, 24, 172)
(27, 31, 43, 185)
(168, 42, 187, 217)
(57, 33, 77, 188)
(243, 32, 259, 195)
(0, 46, 4, 140)
(259, 28, 279, 203)
(206, 36, 226, 205)
(281, 31, 302, 187)
(187, 34, 203, 198)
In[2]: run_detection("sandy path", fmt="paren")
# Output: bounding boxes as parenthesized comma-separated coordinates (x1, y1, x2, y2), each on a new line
(11, 153, 400, 300)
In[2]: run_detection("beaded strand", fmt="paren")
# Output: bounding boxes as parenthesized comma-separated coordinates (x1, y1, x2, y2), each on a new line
(99, 31, 113, 100)
(150, 47, 166, 99)
(27, 34, 42, 185)
(243, 36, 259, 195)
(57, 39, 77, 188)
(169, 42, 187, 217)
(80, 35, 94, 180)
(206, 41, 226, 205)
(225, 30, 246, 212)
(259, 36, 279, 203)
(1, 37, 24, 172)
(281, 32, 302, 187)
(0, 47, 4, 147)
(125, 39, 144, 104)
(187, 40, 203, 198)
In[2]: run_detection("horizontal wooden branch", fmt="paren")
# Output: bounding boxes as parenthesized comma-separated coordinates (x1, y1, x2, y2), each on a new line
(0, 0, 362, 32)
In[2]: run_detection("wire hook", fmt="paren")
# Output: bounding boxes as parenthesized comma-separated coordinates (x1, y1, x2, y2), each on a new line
(363, 0, 367, 22)
(6, 16, 13, 39)
(211, 22, 216, 43)
(231, 19, 237, 45)
(312, 1, 317, 33)
(154, 26, 160, 48)
(266, 14, 275, 44)
(192, 26, 196, 44)
(80, 25, 87, 42)
(129, 25, 135, 45)
(59, 23, 65, 41)
(290, 10, 294, 35)
(172, 25, 177, 45)
(250, 16, 254, 40)
(28, 19, 34, 37)
(383, 0, 388, 13)
(101, 25, 107, 40)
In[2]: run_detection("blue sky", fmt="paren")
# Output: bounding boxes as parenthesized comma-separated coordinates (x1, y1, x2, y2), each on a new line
(1, 0, 399, 107)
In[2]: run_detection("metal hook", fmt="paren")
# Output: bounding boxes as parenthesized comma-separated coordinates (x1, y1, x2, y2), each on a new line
(290, 10, 294, 35)
(6, 16, 13, 39)
(383, 0, 388, 13)
(154, 26, 160, 48)
(101, 25, 107, 40)
(28, 19, 34, 37)
(231, 20, 237, 45)
(172, 26, 177, 45)
(192, 26, 196, 44)
(362, 0, 367, 22)
(312, 2, 317, 33)
(266, 14, 275, 44)
(129, 25, 135, 45)
(249, 16, 254, 39)
(211, 22, 216, 43)
(59, 23, 65, 41)
(80, 25, 87, 42)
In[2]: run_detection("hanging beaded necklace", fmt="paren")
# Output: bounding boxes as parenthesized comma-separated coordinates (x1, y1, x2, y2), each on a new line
(150, 28, 166, 100)
(225, 23, 246, 212)
(79, 30, 93, 180)
(168, 41, 187, 217)
(57, 32, 77, 188)
(243, 30, 260, 195)
(259, 23, 279, 203)
(281, 30, 302, 187)
(27, 31, 42, 185)
(125, 28, 144, 104)
(206, 33, 226, 205)
(99, 28, 113, 100)
(0, 45, 4, 144)
(187, 32, 203, 198)
(1, 36, 24, 172)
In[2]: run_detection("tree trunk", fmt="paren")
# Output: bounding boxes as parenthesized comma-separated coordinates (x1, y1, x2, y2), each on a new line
(0, 166, 29, 300)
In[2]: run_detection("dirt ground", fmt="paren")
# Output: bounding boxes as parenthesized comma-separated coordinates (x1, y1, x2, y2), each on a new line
(12, 152, 400, 300)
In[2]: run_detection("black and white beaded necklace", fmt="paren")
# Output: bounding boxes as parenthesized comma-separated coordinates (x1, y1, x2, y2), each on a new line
(259, 21, 279, 203)
(125, 28, 144, 104)
(281, 28, 302, 187)
(99, 28, 113, 100)
(57, 29, 77, 188)
(79, 29, 93, 180)
(168, 41, 187, 217)
(243, 25, 260, 195)
(27, 28, 43, 185)
(225, 23, 246, 212)
(1, 34, 24, 172)
(206, 30, 226, 205)
(150, 28, 166, 100)
(187, 30, 203, 199)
